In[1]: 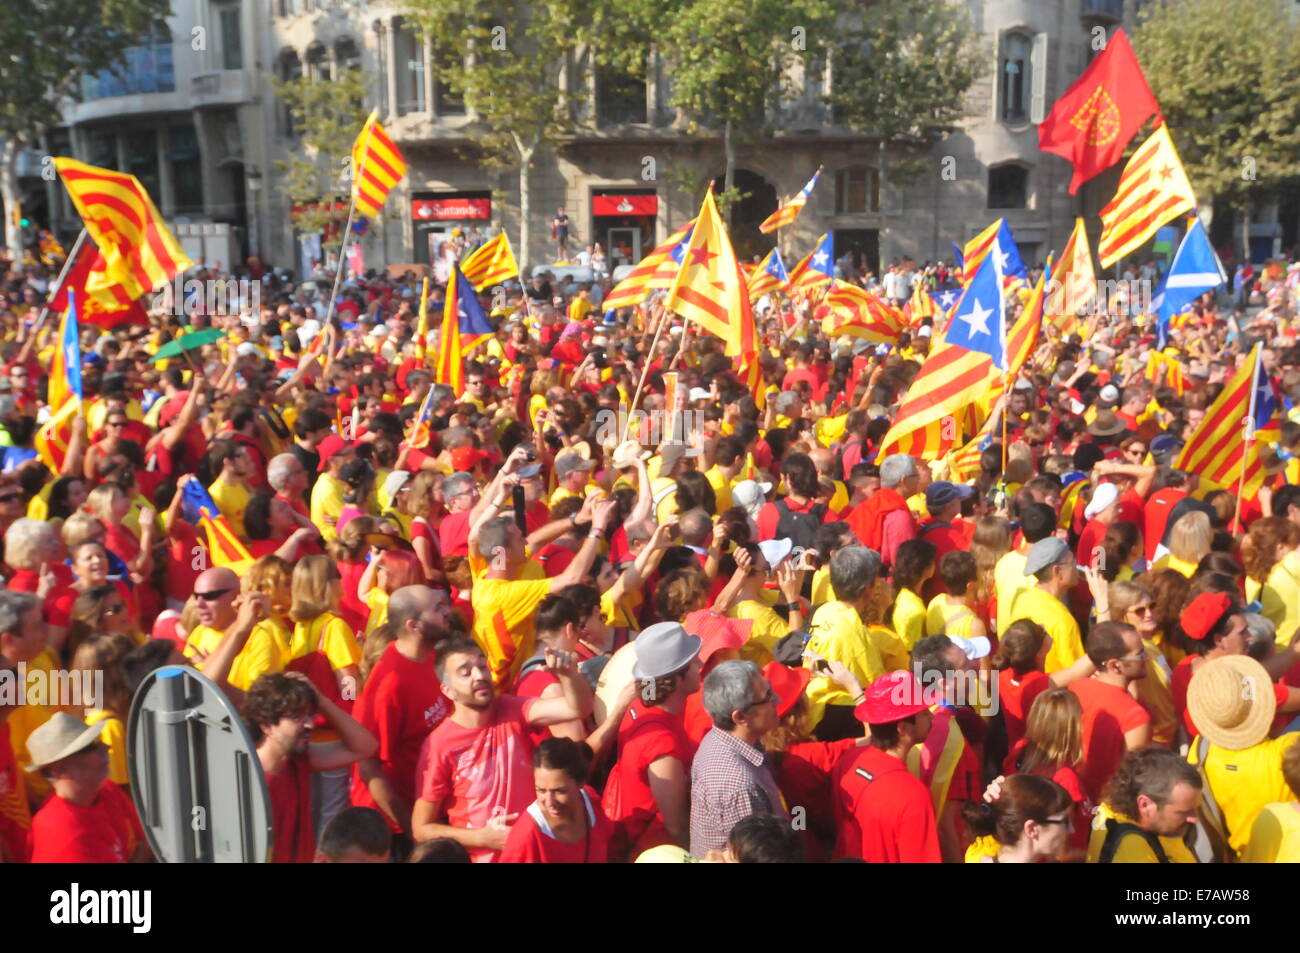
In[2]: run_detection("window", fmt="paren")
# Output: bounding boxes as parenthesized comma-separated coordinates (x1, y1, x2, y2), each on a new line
(999, 32, 1032, 124)
(335, 37, 361, 73)
(596, 66, 647, 126)
(835, 166, 879, 214)
(394, 18, 426, 115)
(125, 132, 161, 207)
(306, 43, 330, 83)
(278, 50, 302, 134)
(82, 22, 174, 99)
(988, 164, 1029, 210)
(170, 126, 204, 214)
(217, 3, 243, 71)
(433, 47, 465, 116)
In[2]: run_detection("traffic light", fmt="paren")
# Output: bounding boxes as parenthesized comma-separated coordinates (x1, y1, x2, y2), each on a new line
(8, 204, 27, 228)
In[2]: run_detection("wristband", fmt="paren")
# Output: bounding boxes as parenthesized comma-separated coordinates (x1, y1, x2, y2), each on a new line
(587, 530, 603, 540)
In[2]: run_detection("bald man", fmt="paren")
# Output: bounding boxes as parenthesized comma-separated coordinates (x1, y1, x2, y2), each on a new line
(810, 447, 850, 514)
(182, 567, 289, 693)
(351, 585, 454, 841)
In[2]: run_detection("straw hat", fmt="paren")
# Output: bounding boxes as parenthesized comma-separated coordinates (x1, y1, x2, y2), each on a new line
(25, 713, 106, 771)
(1186, 655, 1276, 750)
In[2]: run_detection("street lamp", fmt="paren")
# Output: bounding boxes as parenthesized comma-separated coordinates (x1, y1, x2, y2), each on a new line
(246, 165, 262, 263)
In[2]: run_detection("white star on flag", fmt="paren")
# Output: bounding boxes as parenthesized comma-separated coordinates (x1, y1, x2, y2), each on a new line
(812, 250, 830, 268)
(961, 298, 993, 337)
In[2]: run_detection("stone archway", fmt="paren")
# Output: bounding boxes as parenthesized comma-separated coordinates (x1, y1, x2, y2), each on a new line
(709, 168, 778, 264)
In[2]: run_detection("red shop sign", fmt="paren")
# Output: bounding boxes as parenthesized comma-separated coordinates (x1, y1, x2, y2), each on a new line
(412, 197, 491, 220)
(592, 193, 658, 216)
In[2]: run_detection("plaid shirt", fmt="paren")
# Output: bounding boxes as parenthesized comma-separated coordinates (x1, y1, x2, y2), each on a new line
(689, 726, 787, 857)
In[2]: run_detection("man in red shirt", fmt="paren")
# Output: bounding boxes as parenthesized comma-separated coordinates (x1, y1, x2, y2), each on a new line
(247, 672, 377, 863)
(411, 633, 594, 862)
(847, 453, 919, 571)
(28, 713, 147, 863)
(1069, 622, 1151, 804)
(438, 472, 481, 560)
(918, 481, 973, 597)
(1141, 470, 1188, 564)
(832, 670, 941, 862)
(350, 585, 454, 844)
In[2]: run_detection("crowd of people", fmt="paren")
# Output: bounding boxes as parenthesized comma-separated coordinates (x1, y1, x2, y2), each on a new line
(2, 240, 1300, 865)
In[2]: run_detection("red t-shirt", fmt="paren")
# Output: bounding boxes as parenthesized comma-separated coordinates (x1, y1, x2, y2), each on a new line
(1003, 737, 1091, 850)
(1076, 519, 1107, 568)
(601, 699, 692, 857)
(0, 722, 30, 862)
(516, 667, 561, 748)
(409, 518, 443, 574)
(683, 690, 713, 749)
(30, 781, 143, 863)
(416, 694, 538, 863)
(496, 787, 612, 863)
(832, 745, 941, 862)
(998, 668, 1051, 752)
(756, 496, 828, 542)
(267, 753, 315, 863)
(7, 567, 77, 629)
(1069, 677, 1151, 802)
(1117, 488, 1145, 529)
(439, 511, 472, 560)
(349, 643, 452, 828)
(337, 560, 369, 633)
(1144, 488, 1187, 563)
(779, 738, 857, 858)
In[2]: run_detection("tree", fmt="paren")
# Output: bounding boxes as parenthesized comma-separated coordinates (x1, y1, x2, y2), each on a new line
(826, 0, 985, 185)
(272, 68, 369, 253)
(0, 0, 171, 254)
(409, 0, 604, 273)
(1132, 0, 1300, 260)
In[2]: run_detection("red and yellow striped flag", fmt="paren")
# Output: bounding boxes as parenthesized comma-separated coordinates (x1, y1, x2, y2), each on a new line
(53, 158, 193, 301)
(1098, 124, 1196, 267)
(1175, 343, 1279, 496)
(962, 220, 1003, 285)
(34, 400, 79, 473)
(603, 221, 695, 310)
(903, 278, 936, 327)
(874, 342, 1001, 462)
(664, 189, 756, 358)
(821, 283, 905, 345)
(1047, 218, 1097, 338)
(1145, 349, 1185, 395)
(351, 109, 407, 218)
(758, 168, 821, 234)
(460, 232, 518, 290)
(200, 511, 254, 574)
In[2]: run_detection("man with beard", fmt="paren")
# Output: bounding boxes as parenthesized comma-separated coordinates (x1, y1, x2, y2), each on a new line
(246, 672, 377, 863)
(411, 633, 594, 862)
(350, 585, 455, 853)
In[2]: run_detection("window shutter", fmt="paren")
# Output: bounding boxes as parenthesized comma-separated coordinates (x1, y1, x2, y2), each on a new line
(1030, 33, 1048, 125)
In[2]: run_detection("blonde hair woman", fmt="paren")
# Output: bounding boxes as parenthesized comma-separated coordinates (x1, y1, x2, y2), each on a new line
(1155, 510, 1212, 577)
(242, 555, 294, 666)
(1102, 579, 1177, 747)
(401, 470, 443, 583)
(288, 554, 362, 706)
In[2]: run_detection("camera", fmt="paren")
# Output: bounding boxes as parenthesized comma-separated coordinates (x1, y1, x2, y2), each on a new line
(591, 347, 608, 370)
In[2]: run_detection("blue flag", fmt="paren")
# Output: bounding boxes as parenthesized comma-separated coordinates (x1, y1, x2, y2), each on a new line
(993, 221, 1030, 283)
(181, 478, 222, 525)
(62, 291, 83, 403)
(764, 247, 789, 283)
(946, 251, 1006, 369)
(669, 226, 696, 266)
(451, 265, 493, 341)
(1152, 220, 1224, 350)
(929, 284, 962, 313)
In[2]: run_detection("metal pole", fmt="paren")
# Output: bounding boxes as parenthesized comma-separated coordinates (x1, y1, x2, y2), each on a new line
(33, 227, 89, 332)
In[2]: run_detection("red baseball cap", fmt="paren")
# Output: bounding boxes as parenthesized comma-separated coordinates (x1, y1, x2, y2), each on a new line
(853, 670, 930, 725)
(451, 446, 489, 472)
(683, 610, 751, 668)
(762, 661, 812, 720)
(316, 434, 359, 472)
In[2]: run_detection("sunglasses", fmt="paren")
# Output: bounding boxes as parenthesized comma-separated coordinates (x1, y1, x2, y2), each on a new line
(745, 689, 777, 710)
(194, 588, 234, 603)
(1128, 604, 1156, 616)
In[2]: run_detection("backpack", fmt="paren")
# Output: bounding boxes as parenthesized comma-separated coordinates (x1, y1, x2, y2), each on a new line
(774, 497, 827, 553)
(1097, 818, 1169, 864)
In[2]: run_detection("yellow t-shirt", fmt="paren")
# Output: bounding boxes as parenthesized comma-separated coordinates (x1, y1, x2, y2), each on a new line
(650, 476, 679, 525)
(84, 709, 129, 785)
(705, 466, 734, 514)
(1241, 802, 1300, 863)
(1135, 638, 1177, 747)
(290, 612, 361, 672)
(1008, 586, 1084, 674)
(892, 588, 927, 650)
(827, 479, 850, 514)
(568, 297, 592, 323)
(805, 600, 885, 730)
(185, 620, 291, 692)
(310, 472, 347, 541)
(207, 477, 251, 540)
(1086, 805, 1198, 863)
(925, 595, 977, 640)
(364, 587, 390, 637)
(993, 549, 1029, 636)
(471, 576, 553, 689)
(810, 565, 833, 607)
(726, 599, 788, 666)
(868, 624, 911, 674)
(1261, 549, 1300, 649)
(1189, 734, 1296, 856)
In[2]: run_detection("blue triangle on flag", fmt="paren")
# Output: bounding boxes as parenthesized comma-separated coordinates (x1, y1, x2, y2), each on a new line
(945, 254, 1006, 369)
(809, 234, 834, 277)
(1153, 220, 1223, 350)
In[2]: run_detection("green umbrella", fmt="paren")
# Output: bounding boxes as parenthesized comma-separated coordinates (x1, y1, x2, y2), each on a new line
(149, 328, 226, 363)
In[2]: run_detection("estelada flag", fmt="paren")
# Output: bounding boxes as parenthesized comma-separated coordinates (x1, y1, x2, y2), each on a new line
(48, 240, 149, 329)
(1037, 28, 1159, 194)
(1097, 124, 1196, 267)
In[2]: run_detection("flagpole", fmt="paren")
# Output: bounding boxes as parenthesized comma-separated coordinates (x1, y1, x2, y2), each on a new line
(33, 228, 89, 335)
(1234, 345, 1262, 531)
(623, 302, 673, 442)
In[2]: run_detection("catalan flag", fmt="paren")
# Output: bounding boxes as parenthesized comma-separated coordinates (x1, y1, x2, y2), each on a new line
(1176, 343, 1280, 497)
(351, 109, 407, 219)
(405, 377, 437, 451)
(1145, 349, 1186, 396)
(747, 247, 790, 300)
(1047, 218, 1097, 338)
(414, 277, 431, 359)
(603, 221, 694, 310)
(904, 277, 937, 326)
(962, 219, 1028, 293)
(1098, 124, 1196, 268)
(48, 240, 148, 328)
(786, 233, 835, 295)
(758, 167, 822, 234)
(181, 477, 254, 571)
(34, 400, 79, 473)
(1006, 260, 1048, 379)
(436, 265, 494, 396)
(665, 188, 759, 360)
(460, 232, 518, 291)
(875, 251, 1006, 463)
(822, 283, 905, 345)
(53, 158, 193, 301)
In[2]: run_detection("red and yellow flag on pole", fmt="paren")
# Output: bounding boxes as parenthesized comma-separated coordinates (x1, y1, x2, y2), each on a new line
(821, 283, 905, 345)
(758, 168, 821, 234)
(603, 221, 695, 310)
(1098, 124, 1196, 267)
(53, 158, 193, 300)
(460, 232, 518, 291)
(351, 109, 407, 219)
(1046, 218, 1096, 338)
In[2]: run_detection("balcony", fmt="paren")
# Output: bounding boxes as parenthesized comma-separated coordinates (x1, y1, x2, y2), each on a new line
(1081, 0, 1125, 22)
(190, 71, 253, 108)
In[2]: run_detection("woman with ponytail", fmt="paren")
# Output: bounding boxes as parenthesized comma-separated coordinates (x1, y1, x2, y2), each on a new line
(961, 774, 1073, 863)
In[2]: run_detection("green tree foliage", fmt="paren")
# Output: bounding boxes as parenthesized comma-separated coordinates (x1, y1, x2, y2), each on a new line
(273, 68, 369, 251)
(1133, 0, 1300, 249)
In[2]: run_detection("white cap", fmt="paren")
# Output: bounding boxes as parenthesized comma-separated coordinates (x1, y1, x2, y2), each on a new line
(758, 538, 793, 571)
(731, 480, 772, 519)
(917, 326, 933, 338)
(1084, 481, 1121, 521)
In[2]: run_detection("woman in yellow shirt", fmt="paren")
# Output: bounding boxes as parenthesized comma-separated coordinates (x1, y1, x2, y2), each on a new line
(1150, 510, 1211, 578)
(888, 538, 936, 650)
(70, 633, 137, 787)
(242, 555, 295, 668)
(287, 554, 362, 702)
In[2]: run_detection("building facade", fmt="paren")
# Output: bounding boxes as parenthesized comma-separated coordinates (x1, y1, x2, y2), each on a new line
(32, 0, 1288, 280)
